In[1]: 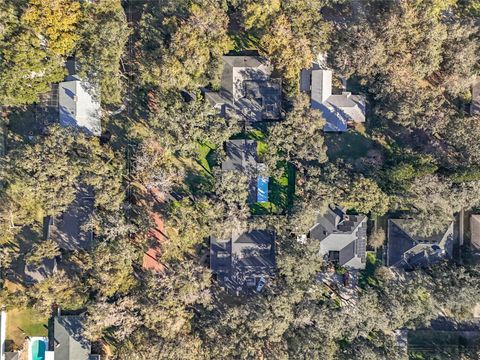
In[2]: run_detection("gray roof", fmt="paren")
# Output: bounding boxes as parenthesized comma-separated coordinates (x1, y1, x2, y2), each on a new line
(47, 185, 95, 251)
(210, 230, 276, 293)
(59, 75, 101, 136)
(309, 205, 367, 269)
(221, 139, 261, 204)
(53, 316, 91, 360)
(222, 139, 258, 172)
(4, 352, 20, 360)
(470, 215, 480, 251)
(24, 257, 57, 285)
(472, 78, 480, 116)
(232, 230, 276, 269)
(307, 69, 365, 132)
(206, 56, 281, 122)
(387, 219, 454, 269)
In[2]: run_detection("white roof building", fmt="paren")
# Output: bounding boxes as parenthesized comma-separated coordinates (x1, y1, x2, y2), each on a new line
(301, 67, 366, 132)
(58, 75, 101, 136)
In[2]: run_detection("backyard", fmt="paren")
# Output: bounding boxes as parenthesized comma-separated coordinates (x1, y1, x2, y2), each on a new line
(325, 127, 376, 162)
(6, 308, 49, 350)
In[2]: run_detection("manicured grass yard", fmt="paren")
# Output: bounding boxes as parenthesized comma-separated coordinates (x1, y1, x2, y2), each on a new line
(6, 308, 49, 349)
(251, 162, 295, 215)
(196, 141, 217, 175)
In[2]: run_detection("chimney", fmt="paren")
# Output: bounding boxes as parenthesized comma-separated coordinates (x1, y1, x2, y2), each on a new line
(73, 95, 78, 102)
(342, 91, 351, 98)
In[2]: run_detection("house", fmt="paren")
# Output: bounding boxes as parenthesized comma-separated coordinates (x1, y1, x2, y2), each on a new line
(470, 214, 480, 252)
(49, 314, 100, 360)
(386, 219, 454, 270)
(301, 64, 366, 132)
(58, 59, 101, 136)
(45, 186, 95, 251)
(204, 56, 282, 122)
(23, 257, 57, 285)
(210, 230, 276, 294)
(309, 205, 367, 270)
(471, 78, 480, 116)
(0, 311, 20, 360)
(221, 139, 269, 204)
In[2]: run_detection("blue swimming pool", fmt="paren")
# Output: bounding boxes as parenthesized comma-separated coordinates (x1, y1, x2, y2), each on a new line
(31, 339, 46, 360)
(257, 176, 269, 202)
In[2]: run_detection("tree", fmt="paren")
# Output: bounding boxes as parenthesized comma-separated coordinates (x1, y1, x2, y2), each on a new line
(1, 126, 82, 219)
(266, 94, 327, 170)
(210, 169, 250, 239)
(260, 14, 313, 92)
(0, 125, 124, 225)
(341, 177, 389, 216)
(147, 96, 240, 156)
(84, 296, 142, 341)
(132, 141, 184, 197)
(22, 0, 81, 56)
(86, 236, 138, 297)
(77, 0, 130, 104)
(0, 30, 65, 105)
(138, 0, 231, 90)
(26, 240, 60, 265)
(443, 115, 480, 166)
(164, 197, 217, 261)
(368, 229, 385, 249)
(374, 266, 394, 283)
(28, 271, 88, 314)
(396, 175, 455, 237)
(242, 0, 280, 33)
(328, 0, 475, 131)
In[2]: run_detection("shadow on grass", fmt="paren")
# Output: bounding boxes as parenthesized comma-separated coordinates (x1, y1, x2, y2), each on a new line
(325, 130, 375, 162)
(250, 162, 295, 215)
(358, 250, 383, 288)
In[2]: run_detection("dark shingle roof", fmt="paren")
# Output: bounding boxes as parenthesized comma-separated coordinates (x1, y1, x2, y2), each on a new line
(48, 185, 95, 251)
(221, 139, 258, 172)
(208, 56, 281, 122)
(210, 230, 276, 292)
(387, 219, 454, 269)
(387, 220, 416, 266)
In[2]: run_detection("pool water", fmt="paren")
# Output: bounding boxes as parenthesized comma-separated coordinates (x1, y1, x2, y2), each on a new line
(31, 339, 46, 360)
(257, 176, 269, 203)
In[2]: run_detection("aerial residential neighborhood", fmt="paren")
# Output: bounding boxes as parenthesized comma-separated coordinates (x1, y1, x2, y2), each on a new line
(0, 1, 479, 360)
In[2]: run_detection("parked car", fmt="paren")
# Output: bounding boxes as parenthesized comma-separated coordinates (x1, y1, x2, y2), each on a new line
(256, 277, 267, 292)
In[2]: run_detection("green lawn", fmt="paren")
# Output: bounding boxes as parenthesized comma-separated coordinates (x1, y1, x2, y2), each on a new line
(6, 308, 49, 349)
(230, 128, 268, 159)
(251, 162, 295, 215)
(196, 141, 217, 175)
(359, 251, 382, 288)
(229, 33, 260, 51)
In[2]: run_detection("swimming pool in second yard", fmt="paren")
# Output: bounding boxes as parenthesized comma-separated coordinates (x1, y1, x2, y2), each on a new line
(257, 176, 269, 203)
(29, 337, 47, 360)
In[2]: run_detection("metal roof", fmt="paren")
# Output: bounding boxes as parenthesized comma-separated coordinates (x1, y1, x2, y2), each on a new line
(58, 75, 101, 136)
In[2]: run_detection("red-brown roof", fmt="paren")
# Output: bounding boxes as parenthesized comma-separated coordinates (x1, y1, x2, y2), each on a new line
(142, 188, 167, 273)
